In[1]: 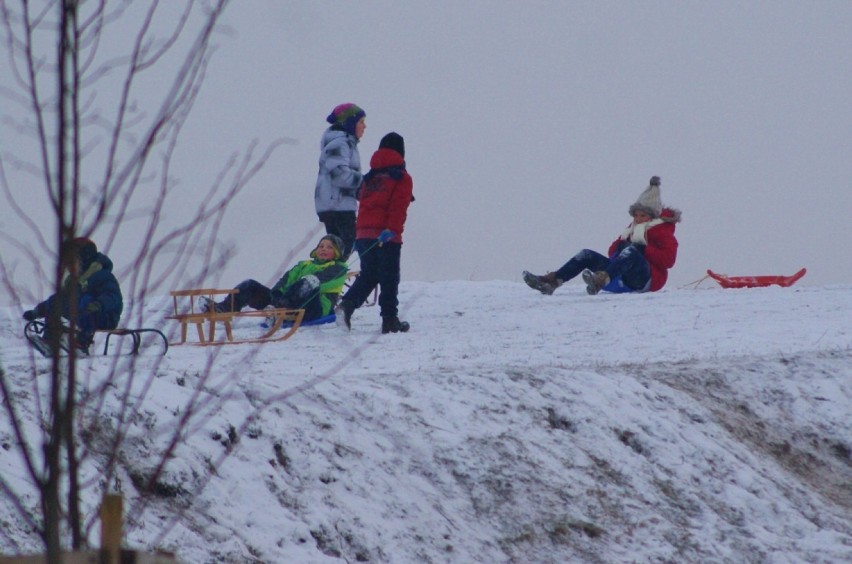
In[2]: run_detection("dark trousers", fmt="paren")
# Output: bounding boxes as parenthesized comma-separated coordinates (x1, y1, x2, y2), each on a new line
(318, 211, 356, 260)
(221, 279, 324, 321)
(554, 247, 650, 291)
(42, 293, 118, 335)
(343, 239, 401, 318)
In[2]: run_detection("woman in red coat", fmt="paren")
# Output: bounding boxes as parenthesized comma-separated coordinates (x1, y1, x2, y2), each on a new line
(338, 132, 414, 333)
(523, 176, 681, 295)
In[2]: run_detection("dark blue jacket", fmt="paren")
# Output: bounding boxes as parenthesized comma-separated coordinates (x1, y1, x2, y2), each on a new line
(35, 252, 123, 330)
(82, 265, 123, 328)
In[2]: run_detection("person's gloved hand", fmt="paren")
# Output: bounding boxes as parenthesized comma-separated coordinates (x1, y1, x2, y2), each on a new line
(23, 309, 38, 321)
(378, 229, 395, 243)
(85, 301, 102, 314)
(650, 176, 661, 186)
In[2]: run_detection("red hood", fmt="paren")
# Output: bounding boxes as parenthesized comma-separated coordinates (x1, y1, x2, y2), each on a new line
(660, 207, 682, 223)
(370, 147, 405, 169)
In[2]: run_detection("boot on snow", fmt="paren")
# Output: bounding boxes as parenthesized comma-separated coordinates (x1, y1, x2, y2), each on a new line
(582, 269, 610, 295)
(523, 271, 562, 295)
(336, 300, 355, 330)
(75, 330, 93, 355)
(381, 316, 410, 334)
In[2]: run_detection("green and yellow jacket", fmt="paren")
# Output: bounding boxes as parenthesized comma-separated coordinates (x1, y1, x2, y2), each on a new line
(271, 259, 348, 317)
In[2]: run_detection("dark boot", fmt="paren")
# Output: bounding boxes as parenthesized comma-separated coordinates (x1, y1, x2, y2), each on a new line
(382, 316, 410, 334)
(39, 323, 68, 355)
(336, 299, 355, 330)
(76, 330, 93, 355)
(200, 296, 228, 313)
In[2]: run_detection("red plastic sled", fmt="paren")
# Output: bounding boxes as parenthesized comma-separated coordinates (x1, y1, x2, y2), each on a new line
(706, 268, 806, 289)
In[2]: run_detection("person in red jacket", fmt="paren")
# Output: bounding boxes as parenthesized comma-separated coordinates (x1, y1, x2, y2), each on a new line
(337, 132, 414, 333)
(523, 176, 681, 295)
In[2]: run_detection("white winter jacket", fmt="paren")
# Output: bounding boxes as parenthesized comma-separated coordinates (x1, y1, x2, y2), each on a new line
(314, 127, 362, 214)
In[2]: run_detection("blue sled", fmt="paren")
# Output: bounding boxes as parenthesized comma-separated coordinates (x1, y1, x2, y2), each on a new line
(261, 313, 336, 330)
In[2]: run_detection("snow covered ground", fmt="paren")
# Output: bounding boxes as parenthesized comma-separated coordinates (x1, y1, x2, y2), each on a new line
(1, 279, 850, 563)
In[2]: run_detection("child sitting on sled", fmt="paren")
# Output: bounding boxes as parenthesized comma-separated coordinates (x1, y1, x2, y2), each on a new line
(23, 238, 123, 352)
(523, 176, 681, 296)
(201, 235, 349, 323)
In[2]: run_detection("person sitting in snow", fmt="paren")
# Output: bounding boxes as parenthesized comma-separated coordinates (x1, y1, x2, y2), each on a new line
(201, 235, 349, 322)
(23, 238, 123, 352)
(523, 176, 681, 296)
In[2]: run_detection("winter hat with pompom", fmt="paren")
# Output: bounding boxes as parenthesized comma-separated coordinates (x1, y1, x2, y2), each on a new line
(628, 176, 663, 219)
(326, 103, 366, 137)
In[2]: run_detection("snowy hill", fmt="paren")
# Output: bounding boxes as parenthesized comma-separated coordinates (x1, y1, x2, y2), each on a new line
(1, 280, 850, 563)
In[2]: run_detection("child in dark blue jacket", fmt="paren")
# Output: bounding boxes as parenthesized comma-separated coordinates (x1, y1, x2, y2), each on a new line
(23, 238, 123, 352)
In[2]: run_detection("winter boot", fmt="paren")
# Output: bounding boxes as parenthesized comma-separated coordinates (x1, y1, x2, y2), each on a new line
(37, 323, 68, 355)
(522, 271, 562, 295)
(336, 299, 355, 330)
(582, 269, 610, 295)
(199, 296, 227, 314)
(75, 330, 93, 355)
(381, 316, 410, 334)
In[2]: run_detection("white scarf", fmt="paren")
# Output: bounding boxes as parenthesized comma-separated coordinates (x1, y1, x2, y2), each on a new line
(621, 218, 664, 245)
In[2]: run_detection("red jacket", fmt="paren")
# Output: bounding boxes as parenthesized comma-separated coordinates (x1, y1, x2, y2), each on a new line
(608, 207, 681, 291)
(355, 148, 413, 244)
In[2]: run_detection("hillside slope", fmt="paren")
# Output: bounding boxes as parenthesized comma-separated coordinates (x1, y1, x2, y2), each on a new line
(1, 281, 850, 562)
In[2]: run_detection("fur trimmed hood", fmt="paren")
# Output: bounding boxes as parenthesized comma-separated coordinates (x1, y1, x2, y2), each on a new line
(660, 207, 682, 224)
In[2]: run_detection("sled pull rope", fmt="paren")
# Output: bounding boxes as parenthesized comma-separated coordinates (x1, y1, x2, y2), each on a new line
(680, 274, 710, 289)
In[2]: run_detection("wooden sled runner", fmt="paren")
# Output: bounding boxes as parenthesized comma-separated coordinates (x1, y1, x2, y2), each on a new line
(167, 288, 305, 346)
(706, 268, 807, 289)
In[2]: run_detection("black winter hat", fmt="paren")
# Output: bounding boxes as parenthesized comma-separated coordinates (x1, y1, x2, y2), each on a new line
(379, 132, 405, 158)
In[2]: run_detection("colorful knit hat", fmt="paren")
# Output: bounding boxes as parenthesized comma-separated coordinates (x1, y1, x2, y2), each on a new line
(628, 176, 663, 218)
(326, 103, 366, 136)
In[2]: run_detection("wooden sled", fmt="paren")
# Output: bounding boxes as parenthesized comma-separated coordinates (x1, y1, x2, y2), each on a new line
(167, 288, 304, 346)
(706, 268, 807, 289)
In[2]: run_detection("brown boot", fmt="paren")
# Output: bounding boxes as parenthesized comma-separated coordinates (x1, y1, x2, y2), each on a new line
(523, 271, 563, 295)
(582, 269, 610, 295)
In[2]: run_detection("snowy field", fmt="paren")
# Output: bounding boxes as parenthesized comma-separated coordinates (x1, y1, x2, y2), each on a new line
(1, 279, 850, 563)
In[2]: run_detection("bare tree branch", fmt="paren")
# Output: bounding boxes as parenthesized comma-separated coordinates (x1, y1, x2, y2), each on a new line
(0, 1, 305, 559)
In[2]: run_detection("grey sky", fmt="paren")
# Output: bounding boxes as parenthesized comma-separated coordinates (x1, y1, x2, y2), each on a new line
(3, 2, 850, 303)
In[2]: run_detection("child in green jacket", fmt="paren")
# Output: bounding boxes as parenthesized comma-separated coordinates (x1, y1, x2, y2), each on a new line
(202, 235, 348, 322)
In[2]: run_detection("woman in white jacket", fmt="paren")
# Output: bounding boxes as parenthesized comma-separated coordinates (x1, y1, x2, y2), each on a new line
(314, 103, 366, 260)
